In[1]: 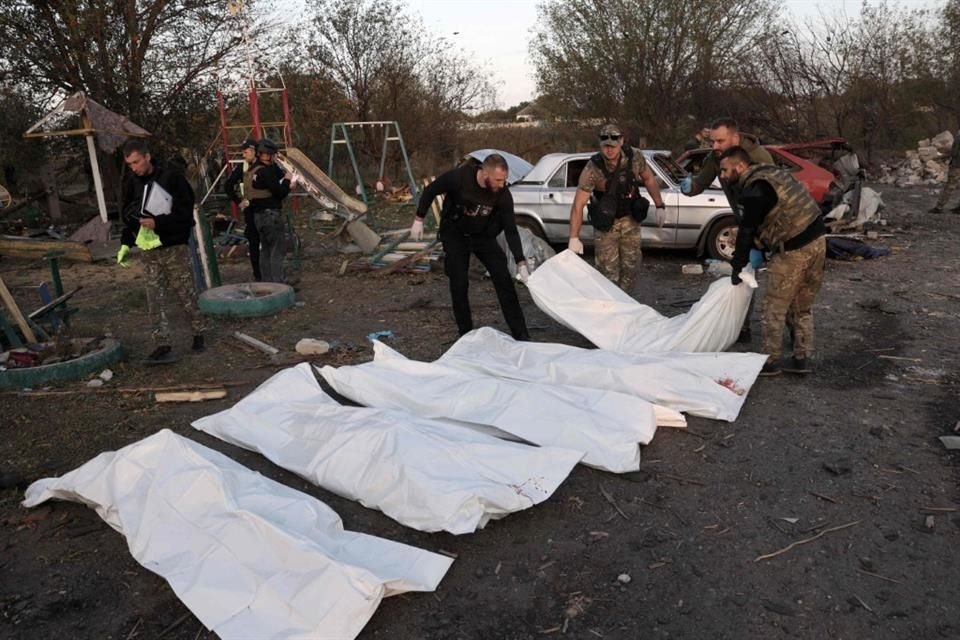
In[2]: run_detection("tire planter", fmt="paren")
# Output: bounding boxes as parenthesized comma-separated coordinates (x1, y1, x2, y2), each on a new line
(0, 338, 124, 390)
(198, 282, 295, 318)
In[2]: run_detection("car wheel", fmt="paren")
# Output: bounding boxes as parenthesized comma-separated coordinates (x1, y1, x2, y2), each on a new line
(516, 217, 547, 241)
(706, 217, 738, 261)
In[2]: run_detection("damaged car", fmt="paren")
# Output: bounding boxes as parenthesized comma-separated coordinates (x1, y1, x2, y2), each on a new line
(511, 151, 740, 260)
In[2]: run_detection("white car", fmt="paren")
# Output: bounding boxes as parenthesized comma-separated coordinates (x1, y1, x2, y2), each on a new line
(509, 151, 738, 260)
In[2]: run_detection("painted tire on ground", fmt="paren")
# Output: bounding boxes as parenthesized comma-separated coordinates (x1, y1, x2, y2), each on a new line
(0, 338, 124, 390)
(198, 282, 295, 317)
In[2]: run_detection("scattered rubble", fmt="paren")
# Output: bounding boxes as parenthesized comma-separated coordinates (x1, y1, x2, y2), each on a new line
(879, 130, 953, 187)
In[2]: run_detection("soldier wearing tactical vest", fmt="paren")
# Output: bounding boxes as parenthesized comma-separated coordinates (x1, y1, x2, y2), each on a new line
(568, 123, 666, 292)
(246, 139, 295, 283)
(223, 137, 261, 280)
(719, 146, 827, 377)
(929, 128, 960, 214)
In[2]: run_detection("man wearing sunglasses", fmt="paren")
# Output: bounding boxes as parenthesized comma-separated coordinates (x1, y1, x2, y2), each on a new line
(568, 123, 665, 292)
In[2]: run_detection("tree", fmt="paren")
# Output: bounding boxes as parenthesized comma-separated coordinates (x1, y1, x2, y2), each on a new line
(299, 0, 495, 175)
(529, 0, 777, 144)
(0, 0, 258, 146)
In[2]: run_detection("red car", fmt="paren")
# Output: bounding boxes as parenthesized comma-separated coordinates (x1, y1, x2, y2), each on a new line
(678, 138, 845, 204)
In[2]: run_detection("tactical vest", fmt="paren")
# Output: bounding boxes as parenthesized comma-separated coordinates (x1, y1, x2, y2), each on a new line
(590, 147, 640, 219)
(741, 164, 821, 251)
(243, 164, 273, 201)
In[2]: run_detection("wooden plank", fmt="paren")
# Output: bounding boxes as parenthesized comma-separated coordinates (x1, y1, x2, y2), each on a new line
(278, 148, 367, 215)
(0, 236, 93, 263)
(378, 240, 440, 276)
(155, 389, 227, 403)
(421, 178, 443, 226)
(28, 286, 82, 321)
(0, 275, 37, 343)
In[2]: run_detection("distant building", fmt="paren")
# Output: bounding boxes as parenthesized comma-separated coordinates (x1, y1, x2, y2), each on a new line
(515, 103, 551, 123)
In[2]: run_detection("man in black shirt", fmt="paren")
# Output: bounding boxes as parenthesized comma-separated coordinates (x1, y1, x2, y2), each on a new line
(118, 139, 205, 363)
(719, 146, 826, 376)
(409, 154, 531, 340)
(246, 139, 294, 283)
(223, 137, 261, 280)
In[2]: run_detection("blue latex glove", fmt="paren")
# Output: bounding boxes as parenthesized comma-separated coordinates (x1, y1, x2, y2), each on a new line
(749, 248, 765, 270)
(680, 176, 693, 195)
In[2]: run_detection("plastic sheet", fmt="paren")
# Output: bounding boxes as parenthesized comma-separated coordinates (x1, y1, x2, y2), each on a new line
(319, 341, 661, 473)
(496, 226, 556, 276)
(527, 250, 755, 353)
(437, 328, 766, 422)
(193, 364, 582, 534)
(23, 430, 452, 640)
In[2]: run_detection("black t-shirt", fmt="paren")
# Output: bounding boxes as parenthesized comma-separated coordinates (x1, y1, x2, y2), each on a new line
(416, 164, 524, 263)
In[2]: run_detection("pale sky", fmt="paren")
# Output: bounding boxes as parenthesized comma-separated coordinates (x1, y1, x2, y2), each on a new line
(280, 0, 942, 110)
(409, 0, 941, 108)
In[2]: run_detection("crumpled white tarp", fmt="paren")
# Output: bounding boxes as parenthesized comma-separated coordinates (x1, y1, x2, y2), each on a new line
(22, 430, 452, 640)
(437, 328, 767, 422)
(497, 226, 556, 276)
(825, 186, 885, 229)
(320, 341, 661, 473)
(192, 364, 582, 534)
(527, 249, 755, 353)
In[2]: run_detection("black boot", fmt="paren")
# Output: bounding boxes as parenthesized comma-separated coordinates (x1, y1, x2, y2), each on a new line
(192, 335, 205, 352)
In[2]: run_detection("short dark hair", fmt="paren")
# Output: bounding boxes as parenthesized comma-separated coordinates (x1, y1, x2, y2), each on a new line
(122, 138, 150, 157)
(482, 153, 509, 173)
(719, 146, 751, 165)
(710, 117, 739, 132)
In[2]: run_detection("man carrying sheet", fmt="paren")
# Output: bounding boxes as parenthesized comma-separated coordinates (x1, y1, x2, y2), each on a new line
(118, 139, 205, 364)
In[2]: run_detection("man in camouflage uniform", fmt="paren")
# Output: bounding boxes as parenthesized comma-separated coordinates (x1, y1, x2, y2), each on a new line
(930, 128, 960, 214)
(118, 139, 205, 364)
(682, 117, 774, 343)
(568, 123, 666, 292)
(719, 146, 827, 376)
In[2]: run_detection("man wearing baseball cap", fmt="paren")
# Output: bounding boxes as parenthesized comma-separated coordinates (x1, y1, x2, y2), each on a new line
(568, 123, 665, 292)
(223, 137, 261, 280)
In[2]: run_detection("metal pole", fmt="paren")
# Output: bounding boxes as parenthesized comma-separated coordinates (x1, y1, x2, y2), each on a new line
(394, 121, 420, 204)
(217, 91, 239, 221)
(378, 123, 390, 183)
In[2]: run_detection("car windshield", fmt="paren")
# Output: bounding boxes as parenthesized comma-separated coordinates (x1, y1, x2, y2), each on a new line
(653, 154, 688, 184)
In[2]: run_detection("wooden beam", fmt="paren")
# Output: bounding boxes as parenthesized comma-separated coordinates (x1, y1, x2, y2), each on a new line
(0, 275, 37, 343)
(0, 236, 93, 262)
(155, 389, 227, 403)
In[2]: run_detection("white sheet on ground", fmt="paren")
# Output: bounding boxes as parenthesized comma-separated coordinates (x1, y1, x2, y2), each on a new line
(437, 328, 767, 422)
(527, 249, 756, 353)
(22, 430, 452, 640)
(319, 341, 660, 473)
(192, 364, 582, 534)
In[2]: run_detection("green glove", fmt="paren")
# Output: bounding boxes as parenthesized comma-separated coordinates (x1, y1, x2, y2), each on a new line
(135, 226, 163, 251)
(117, 244, 131, 267)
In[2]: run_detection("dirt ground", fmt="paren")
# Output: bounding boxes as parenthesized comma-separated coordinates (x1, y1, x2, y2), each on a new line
(1, 183, 958, 640)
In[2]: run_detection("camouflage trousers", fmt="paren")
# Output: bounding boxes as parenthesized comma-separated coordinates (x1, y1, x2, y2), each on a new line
(761, 236, 826, 361)
(594, 216, 642, 291)
(934, 162, 960, 210)
(142, 244, 204, 346)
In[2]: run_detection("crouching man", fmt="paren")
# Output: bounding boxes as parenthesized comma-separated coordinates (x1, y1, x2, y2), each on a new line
(719, 146, 827, 376)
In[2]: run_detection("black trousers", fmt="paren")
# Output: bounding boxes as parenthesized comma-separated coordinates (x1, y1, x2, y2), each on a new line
(243, 208, 261, 281)
(441, 230, 529, 340)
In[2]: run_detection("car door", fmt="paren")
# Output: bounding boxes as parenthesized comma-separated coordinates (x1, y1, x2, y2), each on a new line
(540, 158, 592, 242)
(637, 159, 679, 247)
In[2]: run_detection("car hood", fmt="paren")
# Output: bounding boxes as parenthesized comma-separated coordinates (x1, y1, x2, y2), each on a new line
(464, 149, 534, 185)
